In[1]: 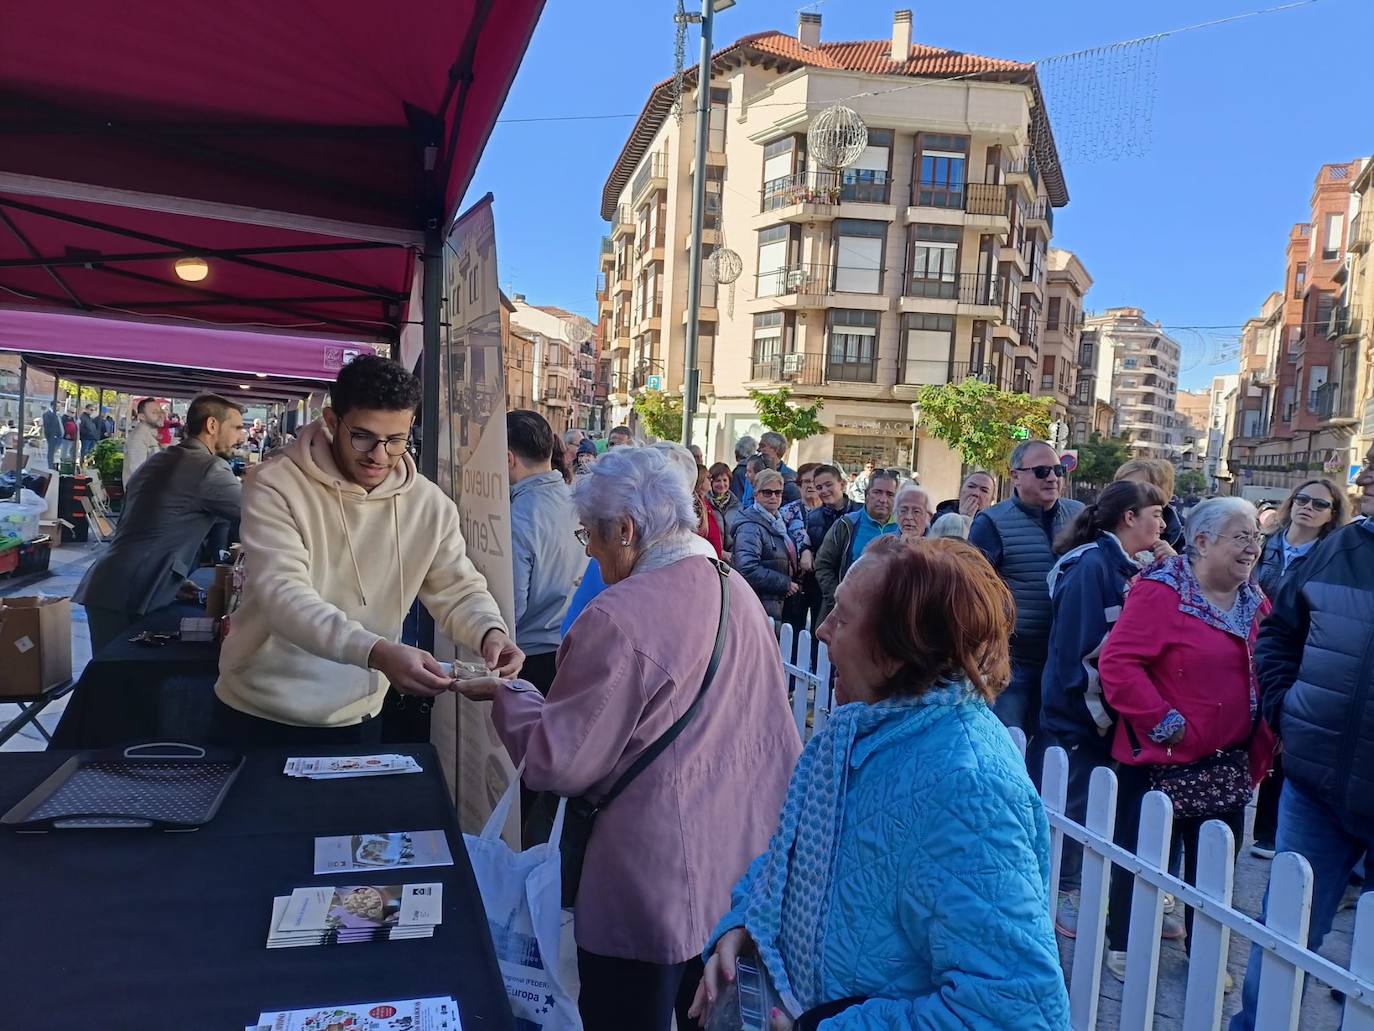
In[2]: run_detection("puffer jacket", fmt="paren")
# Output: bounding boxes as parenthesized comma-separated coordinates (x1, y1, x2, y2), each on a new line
(731, 507, 794, 619)
(706, 686, 1069, 1029)
(1257, 521, 1374, 820)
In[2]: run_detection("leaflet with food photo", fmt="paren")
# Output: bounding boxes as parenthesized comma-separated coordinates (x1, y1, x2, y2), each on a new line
(313, 830, 454, 875)
(248, 994, 461, 1031)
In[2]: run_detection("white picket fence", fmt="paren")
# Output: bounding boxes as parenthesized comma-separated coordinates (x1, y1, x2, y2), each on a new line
(774, 627, 1374, 1031)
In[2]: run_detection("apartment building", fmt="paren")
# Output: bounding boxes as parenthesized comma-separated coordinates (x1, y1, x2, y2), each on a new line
(1175, 389, 1211, 474)
(1041, 248, 1090, 421)
(1337, 159, 1373, 466)
(1205, 373, 1239, 488)
(1066, 326, 1115, 444)
(502, 297, 585, 435)
(1086, 307, 1181, 461)
(594, 9, 1068, 498)
(1226, 160, 1366, 497)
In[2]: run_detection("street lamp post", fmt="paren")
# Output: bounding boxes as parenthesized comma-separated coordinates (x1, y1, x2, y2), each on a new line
(680, 0, 733, 448)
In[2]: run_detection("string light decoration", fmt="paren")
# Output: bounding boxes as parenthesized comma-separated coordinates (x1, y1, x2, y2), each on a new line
(706, 242, 743, 317)
(1031, 35, 1162, 166)
(671, 0, 690, 125)
(807, 104, 868, 171)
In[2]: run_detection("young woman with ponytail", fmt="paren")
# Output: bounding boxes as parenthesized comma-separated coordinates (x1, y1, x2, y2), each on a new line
(1039, 479, 1167, 937)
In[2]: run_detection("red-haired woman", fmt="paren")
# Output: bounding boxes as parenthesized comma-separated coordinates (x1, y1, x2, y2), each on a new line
(691, 536, 1068, 1030)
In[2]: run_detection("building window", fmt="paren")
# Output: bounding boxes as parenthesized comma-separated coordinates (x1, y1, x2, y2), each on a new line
(1315, 294, 1335, 337)
(1041, 354, 1057, 391)
(841, 129, 892, 204)
(899, 313, 954, 385)
(702, 165, 725, 231)
(1122, 357, 1138, 370)
(1323, 213, 1343, 260)
(1294, 262, 1307, 297)
(1046, 296, 1061, 330)
(707, 87, 729, 152)
(827, 309, 879, 382)
(1077, 377, 1092, 403)
(760, 135, 806, 210)
(1306, 365, 1328, 413)
(833, 219, 885, 293)
(903, 223, 959, 298)
(751, 311, 793, 378)
(755, 224, 795, 298)
(913, 133, 969, 209)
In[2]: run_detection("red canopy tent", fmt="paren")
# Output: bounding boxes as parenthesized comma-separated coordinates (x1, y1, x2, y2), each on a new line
(0, 0, 545, 470)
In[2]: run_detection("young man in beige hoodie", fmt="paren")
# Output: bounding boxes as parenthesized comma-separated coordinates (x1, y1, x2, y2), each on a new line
(213, 356, 522, 745)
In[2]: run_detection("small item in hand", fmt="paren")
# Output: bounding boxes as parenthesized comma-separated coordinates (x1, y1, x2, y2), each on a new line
(444, 659, 489, 681)
(705, 952, 787, 1031)
(129, 631, 176, 647)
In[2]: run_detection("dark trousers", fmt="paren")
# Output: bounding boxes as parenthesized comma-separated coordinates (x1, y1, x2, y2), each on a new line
(84, 605, 138, 657)
(1107, 764, 1244, 952)
(206, 696, 383, 748)
(1251, 754, 1284, 846)
(519, 650, 559, 845)
(45, 437, 61, 468)
(576, 949, 704, 1031)
(1042, 729, 1116, 891)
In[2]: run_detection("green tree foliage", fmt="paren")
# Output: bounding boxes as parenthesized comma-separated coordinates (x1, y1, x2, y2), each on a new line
(914, 379, 1053, 473)
(1176, 470, 1208, 496)
(1072, 433, 1134, 487)
(632, 389, 684, 443)
(747, 387, 825, 447)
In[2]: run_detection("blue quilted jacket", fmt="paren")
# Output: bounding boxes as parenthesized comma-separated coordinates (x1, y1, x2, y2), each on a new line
(708, 689, 1069, 1029)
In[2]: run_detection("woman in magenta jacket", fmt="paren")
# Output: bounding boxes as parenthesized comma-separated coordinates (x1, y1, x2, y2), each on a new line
(1098, 497, 1275, 982)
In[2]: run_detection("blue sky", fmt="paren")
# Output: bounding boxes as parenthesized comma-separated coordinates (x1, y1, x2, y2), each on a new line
(462, 0, 1373, 391)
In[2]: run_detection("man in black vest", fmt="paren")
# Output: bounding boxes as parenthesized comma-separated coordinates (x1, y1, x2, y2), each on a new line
(969, 440, 1083, 761)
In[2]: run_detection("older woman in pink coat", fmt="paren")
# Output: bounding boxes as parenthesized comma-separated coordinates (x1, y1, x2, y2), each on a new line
(458, 445, 800, 1031)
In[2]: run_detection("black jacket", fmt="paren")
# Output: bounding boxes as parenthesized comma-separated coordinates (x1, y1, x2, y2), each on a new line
(729, 460, 750, 500)
(1256, 521, 1374, 820)
(78, 412, 101, 442)
(1161, 503, 1185, 553)
(804, 499, 856, 552)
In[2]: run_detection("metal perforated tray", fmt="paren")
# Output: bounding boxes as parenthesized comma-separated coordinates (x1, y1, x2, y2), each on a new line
(2, 742, 244, 831)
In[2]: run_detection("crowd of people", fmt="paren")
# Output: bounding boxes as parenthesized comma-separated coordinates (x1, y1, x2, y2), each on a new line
(67, 352, 1374, 1030)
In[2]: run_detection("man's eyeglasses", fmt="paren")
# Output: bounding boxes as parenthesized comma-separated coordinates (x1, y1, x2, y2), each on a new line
(1221, 532, 1264, 548)
(757, 488, 784, 498)
(574, 527, 592, 547)
(342, 419, 410, 457)
(1292, 494, 1333, 512)
(1015, 464, 1067, 480)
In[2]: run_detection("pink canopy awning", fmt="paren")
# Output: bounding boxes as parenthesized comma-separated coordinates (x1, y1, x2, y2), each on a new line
(1, 306, 375, 401)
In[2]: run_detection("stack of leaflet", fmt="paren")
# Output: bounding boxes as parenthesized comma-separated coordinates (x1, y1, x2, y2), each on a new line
(247, 995, 461, 1030)
(266, 882, 443, 948)
(283, 754, 422, 780)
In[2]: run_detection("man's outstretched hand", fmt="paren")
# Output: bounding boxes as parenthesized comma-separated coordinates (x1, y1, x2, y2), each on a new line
(481, 628, 525, 678)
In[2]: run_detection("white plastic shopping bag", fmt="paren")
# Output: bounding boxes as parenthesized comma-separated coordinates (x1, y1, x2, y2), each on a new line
(463, 764, 581, 1030)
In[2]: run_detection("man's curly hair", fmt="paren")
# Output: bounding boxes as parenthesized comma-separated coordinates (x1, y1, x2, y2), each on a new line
(330, 355, 421, 418)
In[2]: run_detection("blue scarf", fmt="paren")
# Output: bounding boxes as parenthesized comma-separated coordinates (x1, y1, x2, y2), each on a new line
(740, 681, 975, 1015)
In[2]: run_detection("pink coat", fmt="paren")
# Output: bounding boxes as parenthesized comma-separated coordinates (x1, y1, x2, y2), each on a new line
(1100, 578, 1275, 782)
(491, 558, 801, 964)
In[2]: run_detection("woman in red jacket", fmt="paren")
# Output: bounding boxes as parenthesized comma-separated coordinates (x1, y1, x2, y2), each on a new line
(1098, 496, 1275, 982)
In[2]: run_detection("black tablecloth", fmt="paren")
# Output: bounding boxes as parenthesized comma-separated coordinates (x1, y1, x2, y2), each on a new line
(50, 602, 221, 748)
(0, 744, 514, 1031)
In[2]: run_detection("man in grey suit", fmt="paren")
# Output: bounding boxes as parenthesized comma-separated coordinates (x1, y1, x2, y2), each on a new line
(74, 394, 245, 653)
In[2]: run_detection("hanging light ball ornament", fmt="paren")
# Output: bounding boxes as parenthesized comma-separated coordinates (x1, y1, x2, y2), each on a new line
(706, 246, 742, 286)
(807, 104, 869, 171)
(562, 315, 594, 345)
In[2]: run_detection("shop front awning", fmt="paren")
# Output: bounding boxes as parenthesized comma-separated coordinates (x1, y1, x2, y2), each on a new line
(0, 0, 545, 341)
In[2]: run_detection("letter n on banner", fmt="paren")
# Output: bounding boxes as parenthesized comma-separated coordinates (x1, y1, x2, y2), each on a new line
(431, 195, 520, 847)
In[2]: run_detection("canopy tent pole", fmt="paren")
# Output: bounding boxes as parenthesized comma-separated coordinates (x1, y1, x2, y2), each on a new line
(11, 359, 27, 502)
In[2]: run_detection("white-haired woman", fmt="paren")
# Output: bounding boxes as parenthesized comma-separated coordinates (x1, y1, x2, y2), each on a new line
(928, 512, 972, 539)
(457, 446, 801, 1031)
(1098, 497, 1275, 981)
(891, 482, 933, 545)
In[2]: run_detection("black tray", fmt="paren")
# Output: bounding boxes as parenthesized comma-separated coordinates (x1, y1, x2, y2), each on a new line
(1, 742, 244, 831)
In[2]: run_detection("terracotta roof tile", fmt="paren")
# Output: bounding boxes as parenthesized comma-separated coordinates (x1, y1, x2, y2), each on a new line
(602, 30, 1063, 220)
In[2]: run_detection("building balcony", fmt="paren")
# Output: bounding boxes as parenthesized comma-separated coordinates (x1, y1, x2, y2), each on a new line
(897, 272, 1002, 317)
(1024, 198, 1053, 231)
(632, 151, 669, 202)
(1002, 151, 1040, 194)
(999, 241, 1027, 275)
(760, 170, 841, 222)
(683, 227, 721, 250)
(635, 232, 665, 264)
(1330, 305, 1363, 341)
(614, 275, 632, 295)
(894, 359, 1013, 390)
(747, 351, 882, 391)
(611, 205, 634, 240)
(630, 293, 663, 332)
(1351, 211, 1371, 253)
(750, 263, 889, 312)
(600, 235, 614, 259)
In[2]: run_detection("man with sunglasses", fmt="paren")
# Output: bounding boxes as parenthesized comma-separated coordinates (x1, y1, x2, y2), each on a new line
(213, 355, 520, 745)
(969, 440, 1083, 751)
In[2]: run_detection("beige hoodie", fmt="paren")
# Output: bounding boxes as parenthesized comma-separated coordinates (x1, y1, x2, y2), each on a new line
(215, 420, 506, 727)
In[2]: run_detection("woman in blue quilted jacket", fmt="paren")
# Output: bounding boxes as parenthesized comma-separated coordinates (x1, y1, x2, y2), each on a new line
(689, 535, 1069, 1030)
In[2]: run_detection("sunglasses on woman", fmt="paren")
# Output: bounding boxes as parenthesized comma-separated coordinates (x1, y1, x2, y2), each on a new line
(1292, 494, 1333, 512)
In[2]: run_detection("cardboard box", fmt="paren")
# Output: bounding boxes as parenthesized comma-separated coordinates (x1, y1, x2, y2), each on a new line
(0, 596, 73, 697)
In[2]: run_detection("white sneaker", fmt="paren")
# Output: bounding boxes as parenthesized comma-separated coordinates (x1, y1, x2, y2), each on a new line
(1106, 949, 1128, 982)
